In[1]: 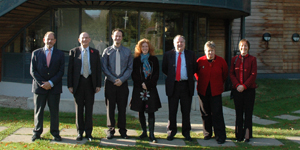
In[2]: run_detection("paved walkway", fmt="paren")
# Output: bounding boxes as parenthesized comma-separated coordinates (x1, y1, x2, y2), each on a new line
(1, 95, 300, 147)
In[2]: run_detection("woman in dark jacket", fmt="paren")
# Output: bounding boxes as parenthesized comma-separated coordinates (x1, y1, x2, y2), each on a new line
(194, 41, 228, 144)
(230, 39, 257, 142)
(130, 38, 161, 143)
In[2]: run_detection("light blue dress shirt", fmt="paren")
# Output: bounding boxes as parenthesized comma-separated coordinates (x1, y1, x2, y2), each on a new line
(44, 46, 54, 87)
(175, 50, 188, 80)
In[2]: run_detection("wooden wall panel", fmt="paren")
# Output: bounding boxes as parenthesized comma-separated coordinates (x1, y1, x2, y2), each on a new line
(232, 0, 300, 73)
(208, 19, 226, 59)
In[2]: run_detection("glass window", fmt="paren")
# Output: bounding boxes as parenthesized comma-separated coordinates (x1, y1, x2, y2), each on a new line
(140, 11, 164, 56)
(55, 8, 79, 52)
(198, 17, 207, 57)
(82, 9, 109, 55)
(164, 12, 183, 52)
(111, 10, 138, 53)
(4, 32, 24, 53)
(26, 11, 51, 53)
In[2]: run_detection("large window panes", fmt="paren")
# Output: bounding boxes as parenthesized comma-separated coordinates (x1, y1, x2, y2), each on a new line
(4, 32, 24, 53)
(111, 10, 138, 53)
(82, 9, 109, 55)
(198, 17, 207, 57)
(164, 12, 183, 52)
(140, 11, 163, 55)
(26, 11, 51, 53)
(55, 8, 79, 51)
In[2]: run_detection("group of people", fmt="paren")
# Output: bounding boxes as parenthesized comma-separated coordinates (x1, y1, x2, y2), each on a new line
(30, 29, 257, 144)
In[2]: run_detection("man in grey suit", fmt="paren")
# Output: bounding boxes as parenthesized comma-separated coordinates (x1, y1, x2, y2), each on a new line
(30, 31, 65, 142)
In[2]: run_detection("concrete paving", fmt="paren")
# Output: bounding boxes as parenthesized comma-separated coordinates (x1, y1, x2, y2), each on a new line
(274, 115, 300, 120)
(197, 139, 236, 147)
(286, 136, 300, 144)
(100, 138, 136, 147)
(247, 138, 284, 146)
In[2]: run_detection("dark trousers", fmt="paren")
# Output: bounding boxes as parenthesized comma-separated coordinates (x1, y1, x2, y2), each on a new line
(33, 93, 60, 137)
(105, 80, 129, 135)
(74, 76, 95, 136)
(167, 81, 192, 137)
(199, 93, 226, 141)
(233, 88, 255, 140)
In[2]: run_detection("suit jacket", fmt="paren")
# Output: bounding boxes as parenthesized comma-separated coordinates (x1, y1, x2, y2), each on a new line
(67, 46, 102, 94)
(230, 54, 257, 89)
(30, 47, 65, 94)
(162, 49, 197, 97)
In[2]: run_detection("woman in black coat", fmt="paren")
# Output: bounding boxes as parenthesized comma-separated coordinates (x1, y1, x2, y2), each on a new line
(130, 38, 161, 143)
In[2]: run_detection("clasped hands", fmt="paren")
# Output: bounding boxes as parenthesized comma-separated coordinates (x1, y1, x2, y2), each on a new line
(237, 85, 245, 92)
(41, 81, 52, 90)
(114, 79, 123, 86)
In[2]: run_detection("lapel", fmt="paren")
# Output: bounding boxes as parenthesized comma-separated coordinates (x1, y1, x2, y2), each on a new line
(49, 48, 58, 68)
(40, 48, 47, 67)
(184, 50, 189, 73)
(76, 47, 82, 70)
(89, 48, 94, 70)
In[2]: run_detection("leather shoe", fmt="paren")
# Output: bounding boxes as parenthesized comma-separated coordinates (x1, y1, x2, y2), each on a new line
(235, 138, 243, 142)
(53, 135, 62, 141)
(32, 135, 40, 141)
(184, 135, 192, 142)
(86, 135, 93, 141)
(204, 136, 211, 140)
(76, 134, 83, 141)
(217, 139, 225, 144)
(121, 133, 128, 139)
(167, 135, 174, 141)
(244, 139, 250, 142)
(106, 133, 114, 139)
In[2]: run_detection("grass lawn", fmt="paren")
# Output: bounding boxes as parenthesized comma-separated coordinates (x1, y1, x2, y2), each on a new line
(0, 79, 299, 149)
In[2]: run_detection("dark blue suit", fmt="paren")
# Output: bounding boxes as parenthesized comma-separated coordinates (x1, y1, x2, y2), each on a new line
(30, 47, 65, 137)
(162, 49, 197, 137)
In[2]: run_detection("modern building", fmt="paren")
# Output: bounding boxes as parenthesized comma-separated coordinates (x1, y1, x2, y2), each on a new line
(0, 0, 299, 97)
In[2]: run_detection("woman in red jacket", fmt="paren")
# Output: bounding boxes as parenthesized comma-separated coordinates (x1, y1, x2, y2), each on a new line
(195, 41, 228, 144)
(230, 39, 257, 142)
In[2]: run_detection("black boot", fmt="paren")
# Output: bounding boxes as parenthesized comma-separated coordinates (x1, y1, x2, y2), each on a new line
(139, 112, 148, 139)
(148, 118, 157, 143)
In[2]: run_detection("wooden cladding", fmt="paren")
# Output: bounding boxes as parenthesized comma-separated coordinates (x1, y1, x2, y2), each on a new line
(232, 0, 300, 73)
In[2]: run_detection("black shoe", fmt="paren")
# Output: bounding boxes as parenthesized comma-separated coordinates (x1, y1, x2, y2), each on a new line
(184, 135, 192, 142)
(167, 135, 174, 141)
(53, 135, 62, 141)
(86, 135, 93, 141)
(244, 139, 250, 142)
(139, 131, 148, 139)
(32, 135, 40, 142)
(121, 133, 128, 139)
(217, 139, 225, 144)
(204, 136, 211, 140)
(76, 134, 83, 141)
(106, 133, 114, 139)
(235, 138, 243, 142)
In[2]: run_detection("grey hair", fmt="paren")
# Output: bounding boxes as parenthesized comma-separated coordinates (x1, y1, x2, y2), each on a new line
(173, 35, 185, 43)
(204, 41, 216, 51)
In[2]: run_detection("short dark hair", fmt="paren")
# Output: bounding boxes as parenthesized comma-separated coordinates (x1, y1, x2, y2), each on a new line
(112, 28, 124, 37)
(239, 39, 250, 50)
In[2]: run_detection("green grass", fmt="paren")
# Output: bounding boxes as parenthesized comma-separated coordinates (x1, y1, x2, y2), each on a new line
(0, 79, 300, 149)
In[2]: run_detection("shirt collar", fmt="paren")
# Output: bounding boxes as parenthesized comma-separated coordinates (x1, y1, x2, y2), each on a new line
(113, 45, 121, 50)
(239, 54, 249, 58)
(44, 46, 53, 51)
(81, 46, 89, 51)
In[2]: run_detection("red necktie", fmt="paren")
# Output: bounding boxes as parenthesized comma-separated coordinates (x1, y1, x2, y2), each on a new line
(176, 52, 181, 81)
(46, 50, 51, 67)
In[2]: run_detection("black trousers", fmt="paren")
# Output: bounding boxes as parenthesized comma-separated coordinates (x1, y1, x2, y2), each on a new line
(167, 81, 192, 137)
(233, 88, 255, 140)
(199, 93, 226, 141)
(74, 76, 95, 136)
(105, 80, 129, 135)
(33, 93, 60, 137)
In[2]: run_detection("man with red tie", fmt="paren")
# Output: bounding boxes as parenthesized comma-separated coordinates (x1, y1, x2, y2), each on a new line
(30, 31, 65, 142)
(162, 35, 197, 141)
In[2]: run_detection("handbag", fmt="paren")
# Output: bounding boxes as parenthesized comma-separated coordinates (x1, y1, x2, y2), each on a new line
(230, 56, 239, 99)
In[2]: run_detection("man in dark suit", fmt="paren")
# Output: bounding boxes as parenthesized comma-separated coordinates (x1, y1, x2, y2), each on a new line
(67, 32, 101, 141)
(162, 35, 197, 141)
(30, 31, 65, 142)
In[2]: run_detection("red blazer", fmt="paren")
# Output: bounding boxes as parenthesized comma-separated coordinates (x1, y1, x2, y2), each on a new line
(195, 55, 228, 96)
(230, 54, 257, 89)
